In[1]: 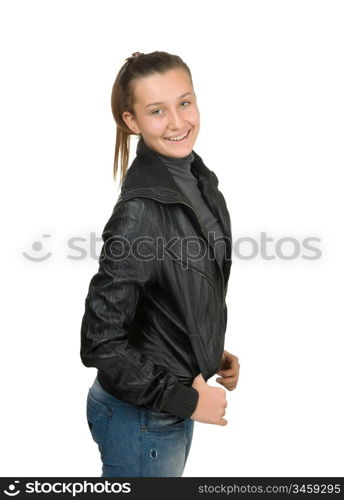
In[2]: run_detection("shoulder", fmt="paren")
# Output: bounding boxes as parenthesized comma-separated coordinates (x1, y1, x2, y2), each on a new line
(102, 197, 159, 239)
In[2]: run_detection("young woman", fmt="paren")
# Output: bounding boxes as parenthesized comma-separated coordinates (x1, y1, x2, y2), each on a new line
(80, 50, 240, 478)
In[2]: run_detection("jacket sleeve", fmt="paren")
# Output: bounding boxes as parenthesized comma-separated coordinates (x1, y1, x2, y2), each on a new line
(80, 198, 199, 419)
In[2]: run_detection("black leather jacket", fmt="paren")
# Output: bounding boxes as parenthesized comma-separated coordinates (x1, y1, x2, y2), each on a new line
(80, 138, 232, 419)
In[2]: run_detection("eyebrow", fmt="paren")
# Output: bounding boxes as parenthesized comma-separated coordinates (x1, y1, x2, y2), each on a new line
(145, 92, 194, 108)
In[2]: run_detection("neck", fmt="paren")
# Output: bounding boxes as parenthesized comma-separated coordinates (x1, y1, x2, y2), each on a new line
(137, 136, 195, 174)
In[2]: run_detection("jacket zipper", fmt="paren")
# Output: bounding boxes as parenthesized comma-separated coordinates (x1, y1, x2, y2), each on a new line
(121, 195, 226, 304)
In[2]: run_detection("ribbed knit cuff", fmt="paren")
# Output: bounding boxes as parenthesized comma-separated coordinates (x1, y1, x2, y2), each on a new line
(160, 381, 199, 419)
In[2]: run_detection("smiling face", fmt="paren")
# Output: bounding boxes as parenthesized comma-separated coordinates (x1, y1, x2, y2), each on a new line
(122, 67, 200, 158)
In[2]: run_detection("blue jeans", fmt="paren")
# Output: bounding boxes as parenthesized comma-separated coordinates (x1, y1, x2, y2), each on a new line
(86, 376, 194, 477)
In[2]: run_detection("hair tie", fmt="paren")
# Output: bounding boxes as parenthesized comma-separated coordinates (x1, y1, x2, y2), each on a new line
(121, 52, 144, 77)
(131, 51, 143, 59)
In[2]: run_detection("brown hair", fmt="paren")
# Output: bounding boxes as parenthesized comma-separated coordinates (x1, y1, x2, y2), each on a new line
(110, 50, 194, 185)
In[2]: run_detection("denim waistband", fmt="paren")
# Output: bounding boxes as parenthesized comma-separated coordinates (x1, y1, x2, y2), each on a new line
(89, 375, 144, 411)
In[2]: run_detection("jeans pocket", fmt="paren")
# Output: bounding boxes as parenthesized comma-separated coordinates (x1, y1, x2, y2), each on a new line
(147, 410, 186, 432)
(87, 388, 141, 467)
(86, 391, 112, 460)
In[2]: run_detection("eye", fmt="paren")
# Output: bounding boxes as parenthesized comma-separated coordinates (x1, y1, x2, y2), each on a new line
(151, 108, 164, 115)
(151, 101, 191, 115)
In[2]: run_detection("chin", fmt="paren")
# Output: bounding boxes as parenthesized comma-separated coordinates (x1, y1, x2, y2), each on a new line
(159, 127, 196, 157)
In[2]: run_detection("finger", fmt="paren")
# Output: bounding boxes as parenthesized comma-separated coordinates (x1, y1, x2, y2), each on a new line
(219, 417, 228, 426)
(216, 374, 236, 383)
(221, 375, 239, 384)
(221, 381, 238, 390)
(225, 353, 239, 365)
(217, 368, 236, 377)
(224, 385, 236, 391)
(216, 378, 227, 385)
(227, 352, 239, 362)
(223, 377, 239, 386)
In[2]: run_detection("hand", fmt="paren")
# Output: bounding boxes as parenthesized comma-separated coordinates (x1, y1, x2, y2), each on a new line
(216, 350, 240, 391)
(190, 373, 228, 426)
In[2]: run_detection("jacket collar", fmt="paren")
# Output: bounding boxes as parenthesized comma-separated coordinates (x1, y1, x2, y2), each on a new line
(119, 137, 232, 282)
(120, 136, 216, 205)
(120, 136, 231, 247)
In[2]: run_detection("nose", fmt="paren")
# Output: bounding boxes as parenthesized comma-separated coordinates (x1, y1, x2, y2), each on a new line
(168, 108, 184, 130)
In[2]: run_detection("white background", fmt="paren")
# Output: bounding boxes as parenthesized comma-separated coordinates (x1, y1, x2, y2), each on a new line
(1, 0, 343, 477)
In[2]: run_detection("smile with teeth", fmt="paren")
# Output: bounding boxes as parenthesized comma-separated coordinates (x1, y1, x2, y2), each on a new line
(164, 129, 190, 142)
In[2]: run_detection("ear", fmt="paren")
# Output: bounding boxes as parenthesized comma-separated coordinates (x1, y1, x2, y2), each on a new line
(122, 111, 140, 135)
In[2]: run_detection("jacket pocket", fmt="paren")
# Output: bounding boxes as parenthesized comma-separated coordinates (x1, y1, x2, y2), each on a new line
(171, 257, 215, 289)
(165, 239, 215, 289)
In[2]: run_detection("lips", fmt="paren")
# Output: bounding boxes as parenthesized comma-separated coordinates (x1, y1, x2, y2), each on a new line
(163, 129, 191, 142)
